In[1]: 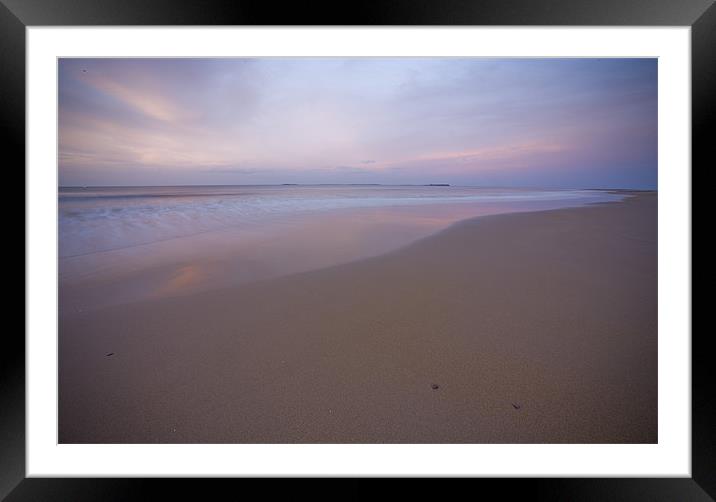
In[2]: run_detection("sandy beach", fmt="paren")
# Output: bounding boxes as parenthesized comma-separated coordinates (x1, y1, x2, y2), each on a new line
(59, 192, 657, 443)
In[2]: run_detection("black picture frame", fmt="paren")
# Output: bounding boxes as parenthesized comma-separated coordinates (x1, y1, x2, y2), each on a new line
(5, 0, 709, 499)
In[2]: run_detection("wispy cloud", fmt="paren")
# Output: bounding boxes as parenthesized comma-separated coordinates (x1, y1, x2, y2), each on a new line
(59, 58, 657, 188)
(86, 76, 183, 122)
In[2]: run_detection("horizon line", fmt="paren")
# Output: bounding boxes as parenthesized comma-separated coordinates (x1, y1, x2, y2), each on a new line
(57, 183, 656, 190)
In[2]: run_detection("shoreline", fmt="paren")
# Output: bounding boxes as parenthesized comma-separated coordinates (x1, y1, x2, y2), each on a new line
(59, 190, 627, 315)
(59, 192, 657, 443)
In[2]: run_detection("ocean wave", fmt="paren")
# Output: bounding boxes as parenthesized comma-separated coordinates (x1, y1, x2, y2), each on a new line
(58, 186, 620, 258)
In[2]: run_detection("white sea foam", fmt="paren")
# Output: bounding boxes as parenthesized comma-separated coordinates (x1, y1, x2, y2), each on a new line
(59, 185, 620, 259)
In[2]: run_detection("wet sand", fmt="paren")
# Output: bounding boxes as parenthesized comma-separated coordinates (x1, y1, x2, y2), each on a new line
(59, 193, 621, 314)
(59, 192, 657, 443)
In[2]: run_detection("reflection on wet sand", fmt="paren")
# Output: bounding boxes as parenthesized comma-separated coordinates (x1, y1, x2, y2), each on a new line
(155, 264, 205, 296)
(59, 195, 622, 315)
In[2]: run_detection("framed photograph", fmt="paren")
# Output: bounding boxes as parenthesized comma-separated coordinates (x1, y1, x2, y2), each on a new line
(7, 0, 709, 498)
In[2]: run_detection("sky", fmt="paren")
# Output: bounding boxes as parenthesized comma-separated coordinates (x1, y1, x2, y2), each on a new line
(58, 58, 657, 188)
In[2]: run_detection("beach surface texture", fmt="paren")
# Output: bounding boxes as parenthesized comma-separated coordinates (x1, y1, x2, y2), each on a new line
(59, 192, 657, 443)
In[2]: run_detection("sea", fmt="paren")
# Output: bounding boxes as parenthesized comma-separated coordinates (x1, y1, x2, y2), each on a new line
(58, 185, 624, 312)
